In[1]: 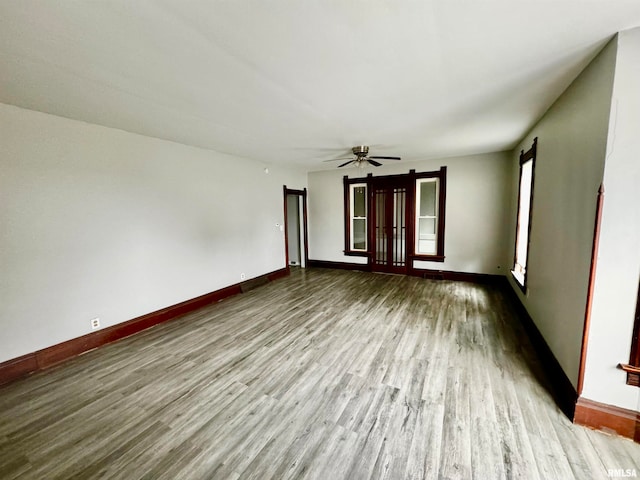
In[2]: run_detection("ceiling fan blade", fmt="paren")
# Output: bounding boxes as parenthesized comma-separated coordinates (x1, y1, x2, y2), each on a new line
(367, 159, 382, 167)
(338, 160, 355, 168)
(322, 157, 355, 162)
(368, 156, 401, 160)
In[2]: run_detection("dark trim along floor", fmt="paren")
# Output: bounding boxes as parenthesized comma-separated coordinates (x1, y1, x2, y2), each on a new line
(575, 397, 640, 443)
(503, 278, 639, 444)
(0, 267, 289, 386)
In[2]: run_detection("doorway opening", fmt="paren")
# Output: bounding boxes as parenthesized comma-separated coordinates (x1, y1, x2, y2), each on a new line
(371, 178, 410, 275)
(283, 186, 308, 269)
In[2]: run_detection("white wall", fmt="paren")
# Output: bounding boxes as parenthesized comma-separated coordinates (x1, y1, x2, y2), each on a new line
(307, 151, 513, 274)
(307, 167, 366, 265)
(583, 28, 640, 412)
(0, 103, 306, 363)
(506, 38, 617, 388)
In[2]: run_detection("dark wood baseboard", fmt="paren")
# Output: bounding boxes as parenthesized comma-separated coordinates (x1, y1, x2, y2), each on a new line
(574, 397, 640, 443)
(0, 353, 39, 384)
(503, 279, 639, 443)
(307, 259, 370, 271)
(502, 279, 578, 419)
(0, 267, 289, 387)
(267, 267, 290, 282)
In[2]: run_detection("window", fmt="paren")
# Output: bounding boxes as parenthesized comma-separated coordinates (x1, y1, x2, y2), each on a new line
(512, 138, 537, 291)
(415, 178, 439, 255)
(413, 168, 447, 262)
(350, 184, 367, 251)
(343, 177, 369, 255)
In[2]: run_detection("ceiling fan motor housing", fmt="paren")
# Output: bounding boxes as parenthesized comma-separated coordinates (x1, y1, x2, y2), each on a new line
(352, 145, 369, 157)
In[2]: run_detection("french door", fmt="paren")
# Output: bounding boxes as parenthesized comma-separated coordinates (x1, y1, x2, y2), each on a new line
(370, 179, 411, 274)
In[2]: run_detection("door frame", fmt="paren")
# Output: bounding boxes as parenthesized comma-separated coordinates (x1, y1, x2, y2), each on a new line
(283, 186, 309, 270)
(369, 175, 413, 275)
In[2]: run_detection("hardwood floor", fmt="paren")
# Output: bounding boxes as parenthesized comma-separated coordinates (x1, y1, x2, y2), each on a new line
(0, 268, 638, 479)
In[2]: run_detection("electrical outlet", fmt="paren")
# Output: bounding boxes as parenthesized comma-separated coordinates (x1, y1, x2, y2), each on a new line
(240, 272, 246, 281)
(91, 318, 100, 330)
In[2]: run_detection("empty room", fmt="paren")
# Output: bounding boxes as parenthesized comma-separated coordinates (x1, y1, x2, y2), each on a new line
(1, 1, 640, 479)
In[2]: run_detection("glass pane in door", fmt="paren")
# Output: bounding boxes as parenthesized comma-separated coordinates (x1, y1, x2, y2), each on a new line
(375, 190, 387, 264)
(393, 188, 406, 266)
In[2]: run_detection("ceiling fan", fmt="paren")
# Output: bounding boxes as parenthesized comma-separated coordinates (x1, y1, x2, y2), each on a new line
(323, 146, 401, 168)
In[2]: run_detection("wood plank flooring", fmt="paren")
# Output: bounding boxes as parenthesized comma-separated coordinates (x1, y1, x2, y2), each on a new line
(0, 268, 638, 479)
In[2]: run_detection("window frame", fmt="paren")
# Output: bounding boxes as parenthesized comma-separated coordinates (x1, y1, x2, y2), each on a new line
(511, 137, 538, 292)
(350, 183, 368, 253)
(343, 176, 370, 256)
(412, 168, 447, 262)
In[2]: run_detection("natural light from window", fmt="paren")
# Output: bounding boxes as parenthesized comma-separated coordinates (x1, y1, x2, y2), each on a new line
(513, 159, 533, 286)
(415, 178, 439, 255)
(350, 184, 367, 251)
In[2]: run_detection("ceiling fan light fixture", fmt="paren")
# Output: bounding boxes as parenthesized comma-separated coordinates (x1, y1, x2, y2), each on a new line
(327, 145, 402, 168)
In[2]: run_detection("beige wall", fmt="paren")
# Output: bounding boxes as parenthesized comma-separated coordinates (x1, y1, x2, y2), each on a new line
(0, 103, 306, 363)
(308, 151, 513, 275)
(506, 38, 618, 388)
(583, 28, 640, 412)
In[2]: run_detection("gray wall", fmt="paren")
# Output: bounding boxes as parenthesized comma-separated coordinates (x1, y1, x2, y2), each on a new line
(583, 28, 640, 412)
(307, 152, 513, 275)
(506, 39, 617, 389)
(0, 103, 306, 363)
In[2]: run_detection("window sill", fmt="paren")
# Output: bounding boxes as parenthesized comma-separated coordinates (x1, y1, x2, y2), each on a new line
(412, 254, 445, 263)
(619, 364, 640, 387)
(344, 250, 369, 257)
(511, 270, 527, 293)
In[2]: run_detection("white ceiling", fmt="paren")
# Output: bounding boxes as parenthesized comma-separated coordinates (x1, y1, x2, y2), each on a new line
(1, 2, 640, 171)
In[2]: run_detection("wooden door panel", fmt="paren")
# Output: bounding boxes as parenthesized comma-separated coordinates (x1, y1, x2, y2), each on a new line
(371, 184, 408, 274)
